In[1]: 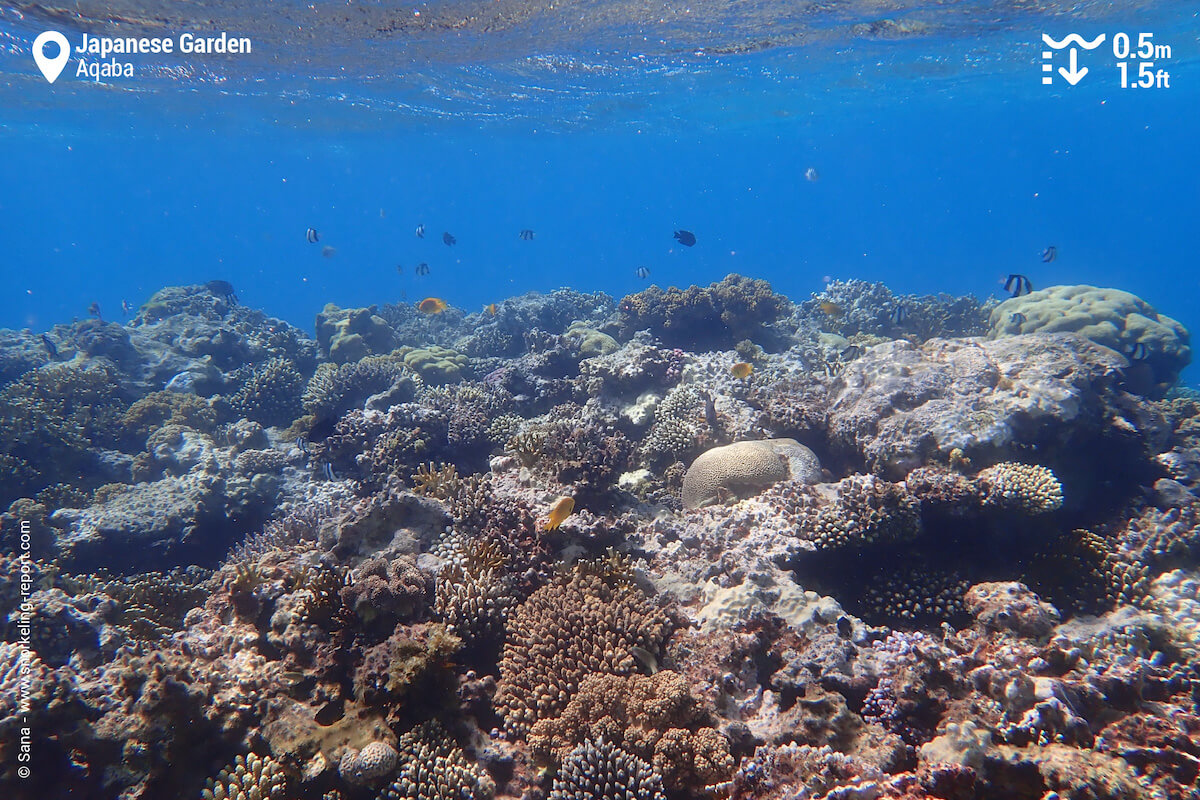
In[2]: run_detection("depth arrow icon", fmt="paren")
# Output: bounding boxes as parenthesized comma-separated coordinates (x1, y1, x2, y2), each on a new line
(1058, 47, 1088, 85)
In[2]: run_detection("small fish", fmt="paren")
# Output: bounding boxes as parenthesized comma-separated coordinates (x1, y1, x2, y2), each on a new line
(321, 461, 337, 481)
(1004, 273, 1032, 298)
(396, 264, 403, 275)
(418, 297, 449, 314)
(415, 262, 430, 276)
(805, 167, 820, 182)
(1009, 312, 1027, 325)
(415, 223, 425, 238)
(635, 266, 651, 279)
(731, 362, 753, 379)
(205, 280, 237, 304)
(840, 345, 862, 360)
(543, 496, 575, 531)
(519, 229, 535, 240)
(819, 300, 843, 317)
(442, 232, 456, 246)
(40, 334, 58, 359)
(1127, 342, 1151, 361)
(1041, 246, 1057, 263)
(121, 299, 132, 316)
(701, 390, 718, 434)
(87, 302, 101, 320)
(484, 303, 498, 316)
(280, 670, 306, 683)
(306, 227, 319, 243)
(321, 246, 336, 258)
(890, 303, 907, 325)
(629, 645, 659, 675)
(673, 230, 696, 247)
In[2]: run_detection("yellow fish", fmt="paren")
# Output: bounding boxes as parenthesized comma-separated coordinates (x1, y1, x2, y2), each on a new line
(484, 303, 498, 316)
(819, 300, 843, 317)
(731, 362, 753, 379)
(418, 297, 449, 314)
(543, 496, 575, 531)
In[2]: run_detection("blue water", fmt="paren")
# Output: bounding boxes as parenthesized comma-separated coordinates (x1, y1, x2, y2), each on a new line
(1, 2, 1197, 378)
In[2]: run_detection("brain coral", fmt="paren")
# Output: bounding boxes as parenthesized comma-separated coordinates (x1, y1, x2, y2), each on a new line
(989, 284, 1190, 395)
(495, 568, 673, 736)
(682, 438, 821, 510)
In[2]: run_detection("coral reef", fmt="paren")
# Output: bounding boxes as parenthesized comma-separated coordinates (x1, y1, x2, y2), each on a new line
(990, 284, 1191, 396)
(619, 274, 791, 351)
(682, 438, 822, 510)
(550, 739, 667, 800)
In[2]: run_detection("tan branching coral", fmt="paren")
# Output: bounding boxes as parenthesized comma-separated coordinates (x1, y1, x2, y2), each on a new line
(200, 752, 287, 800)
(977, 462, 1064, 514)
(530, 671, 734, 792)
(379, 721, 493, 800)
(435, 539, 512, 647)
(495, 567, 674, 736)
(411, 462, 461, 499)
(550, 739, 667, 800)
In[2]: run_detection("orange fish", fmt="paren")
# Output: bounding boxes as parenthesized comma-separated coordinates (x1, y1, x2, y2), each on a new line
(418, 297, 448, 314)
(731, 362, 753, 379)
(543, 496, 575, 531)
(484, 303, 498, 316)
(819, 300, 843, 317)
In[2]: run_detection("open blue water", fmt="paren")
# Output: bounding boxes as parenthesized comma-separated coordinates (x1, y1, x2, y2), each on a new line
(1, 1, 1197, 380)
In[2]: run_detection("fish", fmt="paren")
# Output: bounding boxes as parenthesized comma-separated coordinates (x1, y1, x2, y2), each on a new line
(306, 227, 319, 243)
(121, 299, 132, 316)
(40, 334, 58, 359)
(805, 167, 820, 182)
(396, 264, 403, 275)
(542, 496, 575, 531)
(1127, 342, 1151, 361)
(890, 303, 907, 325)
(819, 300, 843, 317)
(840, 345, 862, 360)
(87, 302, 101, 320)
(731, 362, 753, 379)
(484, 303, 498, 316)
(673, 230, 696, 247)
(415, 263, 430, 276)
(1041, 246, 1057, 263)
(1003, 273, 1032, 298)
(629, 645, 660, 675)
(321, 246, 336, 258)
(1009, 312, 1027, 325)
(418, 297, 449, 314)
(519, 229, 535, 240)
(205, 280, 237, 304)
(415, 223, 425, 238)
(635, 266, 651, 279)
(321, 461, 337, 481)
(700, 390, 718, 435)
(442, 232, 456, 246)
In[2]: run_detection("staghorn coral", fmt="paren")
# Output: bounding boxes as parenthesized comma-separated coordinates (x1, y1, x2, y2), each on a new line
(618, 273, 791, 351)
(550, 738, 667, 800)
(530, 670, 735, 792)
(200, 752, 287, 799)
(495, 566, 674, 736)
(410, 461, 461, 499)
(379, 720, 494, 800)
(976, 462, 1064, 514)
(682, 438, 821, 511)
(227, 356, 304, 428)
(62, 566, 211, 643)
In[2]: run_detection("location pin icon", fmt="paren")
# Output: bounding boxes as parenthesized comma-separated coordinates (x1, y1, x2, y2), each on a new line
(33, 31, 70, 84)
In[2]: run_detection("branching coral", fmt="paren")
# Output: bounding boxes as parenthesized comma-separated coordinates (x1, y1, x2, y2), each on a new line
(530, 670, 735, 792)
(200, 752, 287, 800)
(618, 274, 791, 350)
(496, 565, 674, 736)
(228, 356, 304, 427)
(379, 720, 493, 800)
(977, 462, 1064, 514)
(302, 354, 414, 418)
(435, 538, 512, 650)
(550, 739, 667, 800)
